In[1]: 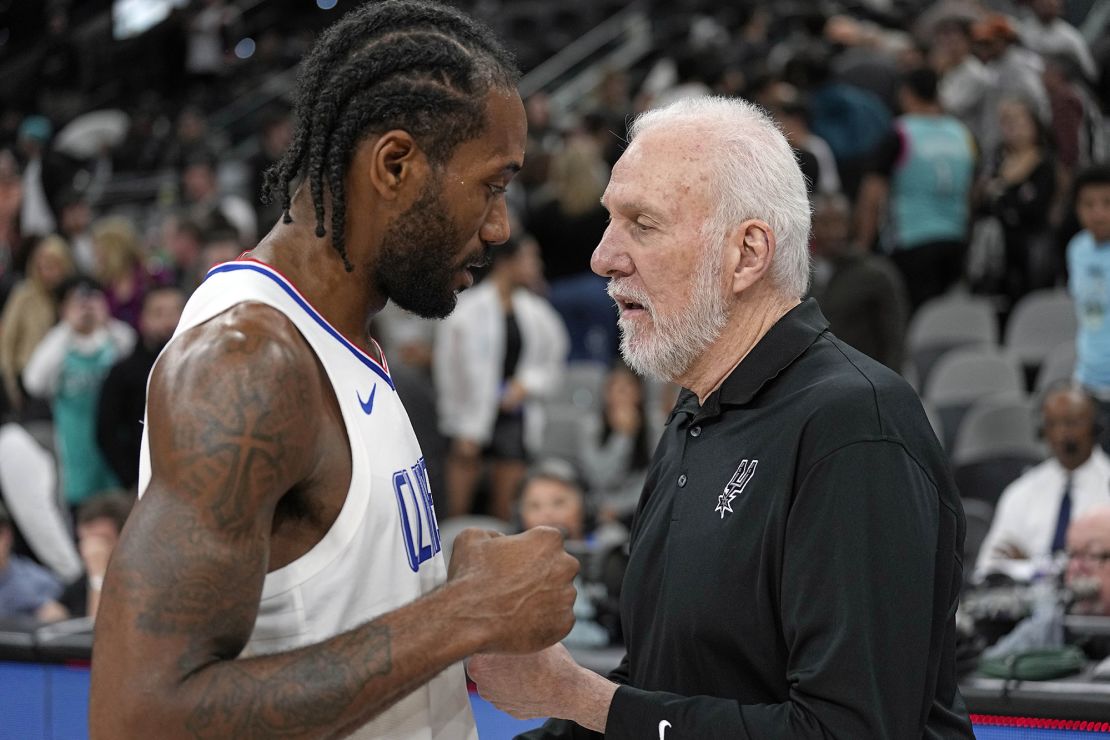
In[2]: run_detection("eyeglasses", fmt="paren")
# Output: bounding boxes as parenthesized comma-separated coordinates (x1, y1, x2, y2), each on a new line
(1066, 550, 1110, 567)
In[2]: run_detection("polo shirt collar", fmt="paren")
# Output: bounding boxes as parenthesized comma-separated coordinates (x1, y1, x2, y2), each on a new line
(670, 298, 829, 423)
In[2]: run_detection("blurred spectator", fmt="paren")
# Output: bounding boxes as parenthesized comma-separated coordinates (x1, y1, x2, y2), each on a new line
(932, 18, 993, 142)
(0, 235, 75, 415)
(185, 0, 240, 92)
(435, 238, 569, 521)
(22, 277, 135, 509)
(96, 286, 185, 489)
(579, 362, 653, 521)
(810, 193, 908, 371)
(248, 108, 293, 231)
(17, 116, 65, 240)
(1067, 164, 1110, 435)
(92, 216, 167, 330)
(160, 105, 227, 172)
(163, 216, 206, 292)
(57, 191, 96, 275)
(978, 96, 1057, 302)
(36, 8, 83, 123)
(527, 134, 615, 364)
(197, 225, 242, 276)
(179, 151, 255, 246)
(0, 149, 22, 281)
(975, 384, 1110, 582)
(756, 81, 841, 196)
(516, 458, 621, 648)
(971, 14, 1051, 158)
(1020, 0, 1098, 83)
(58, 492, 134, 620)
(0, 500, 66, 623)
(856, 67, 976, 310)
(1066, 505, 1110, 617)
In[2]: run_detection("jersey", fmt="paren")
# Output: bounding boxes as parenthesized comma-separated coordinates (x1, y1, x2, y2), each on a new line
(1068, 230, 1110, 391)
(889, 114, 975, 250)
(137, 258, 476, 740)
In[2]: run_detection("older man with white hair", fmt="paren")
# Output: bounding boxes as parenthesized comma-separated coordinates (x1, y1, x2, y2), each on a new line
(469, 96, 974, 739)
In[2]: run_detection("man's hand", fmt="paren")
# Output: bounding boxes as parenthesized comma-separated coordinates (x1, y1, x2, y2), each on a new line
(468, 644, 618, 732)
(500, 379, 527, 412)
(992, 541, 1028, 560)
(448, 527, 578, 654)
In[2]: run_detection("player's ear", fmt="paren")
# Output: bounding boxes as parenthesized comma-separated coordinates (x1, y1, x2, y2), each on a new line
(361, 130, 431, 201)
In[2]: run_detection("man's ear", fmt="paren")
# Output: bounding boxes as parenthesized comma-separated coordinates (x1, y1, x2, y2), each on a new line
(730, 219, 776, 295)
(359, 129, 430, 201)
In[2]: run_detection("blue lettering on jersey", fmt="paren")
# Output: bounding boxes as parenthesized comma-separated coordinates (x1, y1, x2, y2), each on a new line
(393, 457, 442, 572)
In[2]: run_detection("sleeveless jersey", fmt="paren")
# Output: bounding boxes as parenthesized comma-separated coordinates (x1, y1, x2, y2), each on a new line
(137, 259, 476, 739)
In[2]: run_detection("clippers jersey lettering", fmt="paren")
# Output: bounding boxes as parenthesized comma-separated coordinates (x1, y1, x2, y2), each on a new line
(137, 259, 475, 739)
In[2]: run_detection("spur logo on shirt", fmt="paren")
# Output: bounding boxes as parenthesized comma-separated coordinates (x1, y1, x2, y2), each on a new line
(392, 457, 442, 572)
(716, 459, 757, 519)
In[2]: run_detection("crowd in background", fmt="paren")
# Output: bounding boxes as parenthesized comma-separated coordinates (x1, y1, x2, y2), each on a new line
(0, 0, 1109, 656)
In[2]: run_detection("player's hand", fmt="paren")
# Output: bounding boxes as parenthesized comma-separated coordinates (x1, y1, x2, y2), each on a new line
(448, 527, 578, 653)
(468, 643, 582, 720)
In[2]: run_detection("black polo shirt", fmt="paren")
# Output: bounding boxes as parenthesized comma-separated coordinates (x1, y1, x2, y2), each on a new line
(522, 299, 974, 739)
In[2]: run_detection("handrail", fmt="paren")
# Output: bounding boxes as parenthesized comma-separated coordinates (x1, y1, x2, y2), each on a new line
(518, 2, 647, 99)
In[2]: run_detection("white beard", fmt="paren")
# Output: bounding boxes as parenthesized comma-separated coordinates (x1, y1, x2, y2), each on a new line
(609, 239, 729, 382)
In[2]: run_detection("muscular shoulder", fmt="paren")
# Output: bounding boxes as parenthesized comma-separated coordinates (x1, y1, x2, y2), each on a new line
(145, 302, 323, 509)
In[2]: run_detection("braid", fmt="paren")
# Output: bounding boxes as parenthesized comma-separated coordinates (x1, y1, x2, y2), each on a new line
(261, 0, 518, 269)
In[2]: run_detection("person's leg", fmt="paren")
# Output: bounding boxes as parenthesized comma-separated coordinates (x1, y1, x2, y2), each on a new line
(489, 459, 527, 523)
(445, 439, 482, 517)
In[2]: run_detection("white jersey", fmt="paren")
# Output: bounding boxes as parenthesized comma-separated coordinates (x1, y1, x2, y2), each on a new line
(138, 258, 476, 740)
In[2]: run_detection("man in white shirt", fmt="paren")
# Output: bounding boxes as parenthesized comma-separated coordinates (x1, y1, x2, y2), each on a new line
(1020, 0, 1098, 82)
(976, 383, 1110, 581)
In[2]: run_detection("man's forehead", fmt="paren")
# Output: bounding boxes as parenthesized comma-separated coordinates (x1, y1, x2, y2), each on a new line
(605, 130, 714, 212)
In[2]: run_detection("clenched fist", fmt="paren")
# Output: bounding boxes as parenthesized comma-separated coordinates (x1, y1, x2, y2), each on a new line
(448, 527, 579, 654)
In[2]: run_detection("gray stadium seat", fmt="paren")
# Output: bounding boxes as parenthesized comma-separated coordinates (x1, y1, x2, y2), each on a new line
(908, 294, 998, 391)
(1004, 288, 1077, 382)
(961, 498, 996, 579)
(551, 361, 608, 410)
(951, 395, 1044, 505)
(539, 406, 588, 464)
(924, 347, 1025, 452)
(1034, 340, 1077, 396)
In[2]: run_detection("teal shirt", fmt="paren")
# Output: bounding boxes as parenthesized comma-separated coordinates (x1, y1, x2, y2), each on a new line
(1068, 230, 1110, 391)
(890, 115, 975, 250)
(54, 341, 121, 505)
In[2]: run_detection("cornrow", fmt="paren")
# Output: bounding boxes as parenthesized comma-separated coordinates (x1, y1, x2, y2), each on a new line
(261, 0, 519, 271)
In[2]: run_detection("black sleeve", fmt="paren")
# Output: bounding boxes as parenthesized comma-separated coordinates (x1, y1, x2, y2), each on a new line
(596, 440, 945, 739)
(513, 654, 631, 740)
(95, 363, 133, 485)
(867, 126, 903, 178)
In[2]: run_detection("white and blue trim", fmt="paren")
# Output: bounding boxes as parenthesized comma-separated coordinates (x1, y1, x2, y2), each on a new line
(205, 260, 395, 390)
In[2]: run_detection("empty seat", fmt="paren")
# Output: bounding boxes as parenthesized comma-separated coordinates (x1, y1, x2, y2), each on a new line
(924, 347, 1025, 451)
(1004, 289, 1077, 385)
(551, 361, 608, 410)
(908, 294, 998, 390)
(539, 405, 588, 464)
(1034, 340, 1077, 396)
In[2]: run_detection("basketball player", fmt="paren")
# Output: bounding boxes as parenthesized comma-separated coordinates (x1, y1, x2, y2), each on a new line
(89, 3, 578, 738)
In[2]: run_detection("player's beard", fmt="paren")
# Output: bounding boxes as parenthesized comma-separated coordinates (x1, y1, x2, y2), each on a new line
(376, 174, 469, 319)
(610, 234, 730, 381)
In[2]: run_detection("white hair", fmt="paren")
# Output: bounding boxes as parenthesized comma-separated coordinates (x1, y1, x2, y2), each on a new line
(628, 96, 813, 299)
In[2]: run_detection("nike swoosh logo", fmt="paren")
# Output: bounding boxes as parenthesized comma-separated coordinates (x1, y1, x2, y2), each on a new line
(357, 384, 376, 415)
(659, 720, 671, 739)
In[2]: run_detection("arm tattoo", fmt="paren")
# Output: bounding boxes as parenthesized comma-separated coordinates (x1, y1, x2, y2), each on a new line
(185, 626, 392, 740)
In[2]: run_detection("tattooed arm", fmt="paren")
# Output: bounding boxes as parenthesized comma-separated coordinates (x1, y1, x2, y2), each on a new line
(89, 304, 578, 740)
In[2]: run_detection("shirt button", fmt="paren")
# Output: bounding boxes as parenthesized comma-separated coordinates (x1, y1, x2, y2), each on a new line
(690, 426, 702, 437)
(678, 474, 688, 487)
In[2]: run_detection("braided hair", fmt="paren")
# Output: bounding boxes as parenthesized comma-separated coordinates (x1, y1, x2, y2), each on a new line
(261, 0, 519, 271)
